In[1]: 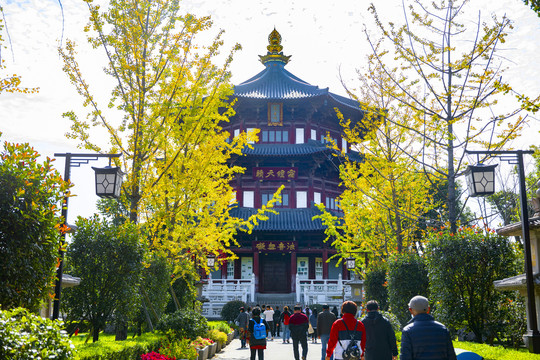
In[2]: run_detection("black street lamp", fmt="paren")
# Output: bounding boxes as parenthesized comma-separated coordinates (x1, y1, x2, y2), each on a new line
(465, 149, 540, 353)
(52, 153, 122, 320)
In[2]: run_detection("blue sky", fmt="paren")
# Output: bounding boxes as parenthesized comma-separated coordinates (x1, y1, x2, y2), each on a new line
(1, 0, 539, 223)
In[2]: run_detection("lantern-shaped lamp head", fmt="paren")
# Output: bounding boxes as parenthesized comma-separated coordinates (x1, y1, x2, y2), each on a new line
(464, 163, 498, 197)
(92, 166, 124, 199)
(346, 257, 356, 271)
(207, 254, 216, 268)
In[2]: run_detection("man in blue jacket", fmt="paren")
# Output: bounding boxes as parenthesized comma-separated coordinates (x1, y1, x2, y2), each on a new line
(400, 296, 456, 360)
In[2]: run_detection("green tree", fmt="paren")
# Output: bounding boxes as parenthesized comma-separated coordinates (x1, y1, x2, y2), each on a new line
(0, 137, 70, 312)
(387, 252, 429, 327)
(62, 216, 144, 342)
(364, 263, 389, 311)
(60, 0, 278, 319)
(425, 227, 520, 342)
(366, 0, 526, 233)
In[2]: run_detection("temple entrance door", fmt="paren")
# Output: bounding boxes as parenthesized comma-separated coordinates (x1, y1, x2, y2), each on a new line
(260, 253, 290, 293)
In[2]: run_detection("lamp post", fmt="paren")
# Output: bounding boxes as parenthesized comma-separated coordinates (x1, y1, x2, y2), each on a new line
(465, 149, 540, 352)
(344, 256, 365, 304)
(52, 153, 123, 320)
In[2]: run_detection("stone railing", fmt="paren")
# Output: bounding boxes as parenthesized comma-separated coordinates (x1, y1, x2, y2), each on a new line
(201, 273, 255, 318)
(296, 274, 351, 305)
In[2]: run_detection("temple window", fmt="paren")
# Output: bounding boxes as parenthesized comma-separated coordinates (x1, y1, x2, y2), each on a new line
(342, 138, 348, 153)
(261, 129, 289, 143)
(297, 191, 307, 208)
(314, 192, 321, 204)
(246, 128, 258, 144)
(321, 133, 337, 145)
(296, 128, 305, 144)
(311, 129, 317, 141)
(315, 257, 323, 279)
(262, 191, 289, 207)
(227, 261, 234, 278)
(234, 129, 240, 138)
(243, 191, 254, 208)
(326, 196, 339, 211)
(268, 103, 283, 126)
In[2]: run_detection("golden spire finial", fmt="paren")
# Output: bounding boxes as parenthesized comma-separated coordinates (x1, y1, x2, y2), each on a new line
(259, 28, 291, 65)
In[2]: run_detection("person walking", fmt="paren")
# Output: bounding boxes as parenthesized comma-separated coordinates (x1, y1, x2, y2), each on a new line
(309, 308, 318, 343)
(273, 306, 282, 338)
(361, 300, 398, 360)
(325, 301, 366, 360)
(248, 307, 270, 360)
(235, 307, 250, 349)
(281, 306, 292, 343)
(331, 306, 339, 318)
(400, 296, 457, 360)
(263, 306, 275, 340)
(289, 304, 310, 360)
(318, 304, 337, 360)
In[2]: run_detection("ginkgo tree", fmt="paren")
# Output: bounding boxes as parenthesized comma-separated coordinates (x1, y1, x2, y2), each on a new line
(60, 0, 278, 326)
(365, 0, 527, 232)
(0, 18, 38, 95)
(316, 53, 434, 265)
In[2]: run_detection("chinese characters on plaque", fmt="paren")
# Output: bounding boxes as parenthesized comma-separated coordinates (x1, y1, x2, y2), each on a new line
(253, 241, 297, 253)
(253, 167, 298, 181)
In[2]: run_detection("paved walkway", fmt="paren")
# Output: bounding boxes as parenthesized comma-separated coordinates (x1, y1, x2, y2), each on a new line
(216, 335, 325, 360)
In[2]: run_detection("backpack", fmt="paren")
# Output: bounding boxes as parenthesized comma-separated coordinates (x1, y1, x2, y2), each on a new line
(252, 318, 266, 340)
(338, 319, 362, 360)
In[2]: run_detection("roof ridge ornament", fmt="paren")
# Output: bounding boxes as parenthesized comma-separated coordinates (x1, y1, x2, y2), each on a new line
(259, 28, 291, 66)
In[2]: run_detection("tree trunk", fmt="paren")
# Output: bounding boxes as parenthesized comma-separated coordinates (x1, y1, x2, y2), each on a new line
(92, 325, 100, 343)
(115, 316, 128, 341)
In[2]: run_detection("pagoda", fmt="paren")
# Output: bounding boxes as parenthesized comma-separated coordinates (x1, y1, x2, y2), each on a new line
(204, 29, 367, 312)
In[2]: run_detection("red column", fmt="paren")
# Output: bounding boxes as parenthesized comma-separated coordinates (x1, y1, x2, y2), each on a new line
(322, 249, 328, 279)
(254, 251, 260, 292)
(291, 252, 297, 292)
(221, 261, 227, 279)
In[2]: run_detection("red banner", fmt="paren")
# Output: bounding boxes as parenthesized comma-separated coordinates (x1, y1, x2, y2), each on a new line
(253, 241, 298, 253)
(253, 167, 298, 181)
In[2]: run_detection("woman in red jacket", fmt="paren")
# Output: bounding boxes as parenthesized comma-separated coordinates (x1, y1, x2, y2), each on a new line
(325, 301, 366, 360)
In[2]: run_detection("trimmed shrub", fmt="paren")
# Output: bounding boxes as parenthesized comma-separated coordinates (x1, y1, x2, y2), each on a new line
(387, 252, 429, 327)
(364, 263, 389, 311)
(380, 310, 401, 334)
(73, 332, 162, 360)
(426, 227, 521, 344)
(0, 307, 75, 359)
(156, 309, 208, 339)
(220, 300, 247, 322)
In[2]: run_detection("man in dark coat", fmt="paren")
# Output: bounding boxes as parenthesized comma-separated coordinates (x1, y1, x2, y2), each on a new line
(317, 304, 337, 360)
(400, 296, 457, 360)
(361, 300, 398, 360)
(289, 304, 309, 360)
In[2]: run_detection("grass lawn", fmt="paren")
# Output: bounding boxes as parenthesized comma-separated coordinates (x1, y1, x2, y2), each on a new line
(71, 332, 163, 359)
(452, 340, 540, 360)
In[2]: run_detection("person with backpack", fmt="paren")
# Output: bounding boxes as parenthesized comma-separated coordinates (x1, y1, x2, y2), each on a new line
(248, 307, 270, 360)
(281, 305, 292, 343)
(325, 301, 366, 360)
(361, 300, 398, 360)
(289, 304, 310, 360)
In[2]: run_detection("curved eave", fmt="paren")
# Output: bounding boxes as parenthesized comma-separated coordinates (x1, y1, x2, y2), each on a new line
(236, 140, 363, 161)
(234, 63, 329, 100)
(231, 206, 335, 232)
